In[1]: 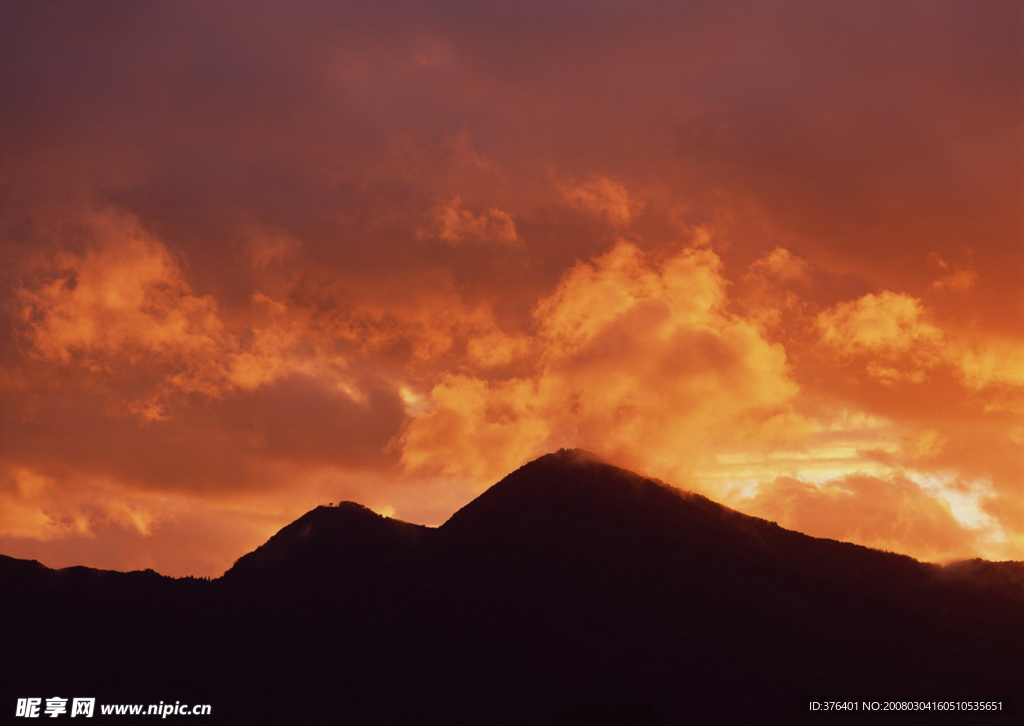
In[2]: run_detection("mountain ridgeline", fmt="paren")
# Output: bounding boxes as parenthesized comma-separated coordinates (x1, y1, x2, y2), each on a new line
(3, 451, 1021, 724)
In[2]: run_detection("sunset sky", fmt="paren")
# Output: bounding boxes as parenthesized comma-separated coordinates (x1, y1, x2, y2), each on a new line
(1, 0, 1021, 576)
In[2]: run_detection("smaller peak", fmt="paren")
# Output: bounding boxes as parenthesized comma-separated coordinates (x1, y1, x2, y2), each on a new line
(224, 499, 428, 581)
(285, 501, 394, 535)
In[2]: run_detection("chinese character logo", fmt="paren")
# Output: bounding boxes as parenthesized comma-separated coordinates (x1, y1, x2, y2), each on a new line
(16, 698, 41, 718)
(71, 699, 95, 718)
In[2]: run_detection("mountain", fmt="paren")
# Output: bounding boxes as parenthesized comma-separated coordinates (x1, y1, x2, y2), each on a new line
(2, 450, 1021, 724)
(225, 501, 428, 596)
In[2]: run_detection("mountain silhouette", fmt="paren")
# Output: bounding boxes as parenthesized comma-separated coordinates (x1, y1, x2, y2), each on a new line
(225, 501, 427, 588)
(2, 450, 1020, 724)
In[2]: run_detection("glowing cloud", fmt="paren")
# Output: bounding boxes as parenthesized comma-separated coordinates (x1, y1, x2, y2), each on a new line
(428, 196, 520, 246)
(19, 209, 223, 369)
(560, 175, 642, 227)
(402, 239, 802, 485)
(741, 473, 987, 563)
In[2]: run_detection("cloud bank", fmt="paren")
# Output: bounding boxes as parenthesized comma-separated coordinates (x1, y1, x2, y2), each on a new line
(1, 0, 1021, 574)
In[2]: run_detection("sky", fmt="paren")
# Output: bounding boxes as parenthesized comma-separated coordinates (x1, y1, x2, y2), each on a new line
(1, 0, 1022, 577)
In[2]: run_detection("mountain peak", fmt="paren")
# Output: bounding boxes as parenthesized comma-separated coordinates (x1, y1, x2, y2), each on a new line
(225, 501, 427, 581)
(440, 448, 724, 539)
(438, 451, 934, 589)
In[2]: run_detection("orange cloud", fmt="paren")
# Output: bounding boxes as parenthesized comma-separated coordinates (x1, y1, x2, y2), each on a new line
(930, 250, 978, 293)
(0, 468, 86, 540)
(816, 289, 1024, 396)
(402, 238, 803, 485)
(748, 247, 810, 284)
(559, 175, 642, 227)
(0, 460, 288, 575)
(19, 209, 223, 369)
(740, 473, 989, 563)
(426, 195, 520, 246)
(817, 290, 943, 360)
(957, 339, 1024, 394)
(739, 246, 810, 330)
(465, 329, 533, 369)
(14, 209, 402, 419)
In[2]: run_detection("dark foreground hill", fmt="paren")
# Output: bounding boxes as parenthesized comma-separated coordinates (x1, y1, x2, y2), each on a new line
(2, 450, 1021, 724)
